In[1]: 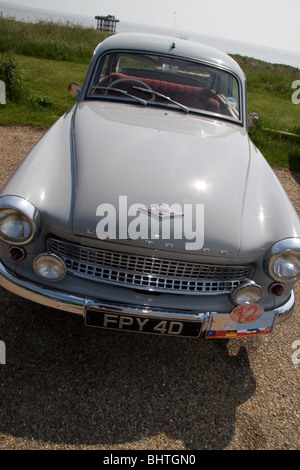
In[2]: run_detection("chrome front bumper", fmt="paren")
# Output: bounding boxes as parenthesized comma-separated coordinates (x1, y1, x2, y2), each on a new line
(0, 260, 295, 336)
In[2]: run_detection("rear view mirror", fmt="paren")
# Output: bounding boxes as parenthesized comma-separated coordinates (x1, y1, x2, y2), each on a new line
(68, 83, 81, 98)
(248, 112, 259, 127)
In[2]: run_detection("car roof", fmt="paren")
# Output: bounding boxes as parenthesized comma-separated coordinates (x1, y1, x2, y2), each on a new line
(93, 32, 245, 80)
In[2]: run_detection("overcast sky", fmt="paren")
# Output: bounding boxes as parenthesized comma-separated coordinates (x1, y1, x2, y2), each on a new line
(5, 0, 300, 54)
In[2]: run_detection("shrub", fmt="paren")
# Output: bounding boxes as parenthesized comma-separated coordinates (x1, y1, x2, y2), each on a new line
(0, 55, 27, 102)
(31, 96, 53, 107)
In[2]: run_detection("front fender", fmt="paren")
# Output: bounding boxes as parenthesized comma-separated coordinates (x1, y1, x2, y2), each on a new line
(0, 108, 76, 236)
(239, 140, 300, 258)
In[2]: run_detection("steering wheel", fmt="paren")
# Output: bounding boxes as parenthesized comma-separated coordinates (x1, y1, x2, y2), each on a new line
(106, 77, 155, 99)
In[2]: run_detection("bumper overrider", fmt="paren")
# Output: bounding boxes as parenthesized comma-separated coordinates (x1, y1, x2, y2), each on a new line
(0, 259, 295, 339)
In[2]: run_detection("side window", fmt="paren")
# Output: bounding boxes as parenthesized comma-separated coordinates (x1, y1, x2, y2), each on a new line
(217, 75, 228, 96)
(231, 79, 240, 115)
(88, 54, 113, 94)
(215, 72, 240, 118)
(99, 55, 110, 79)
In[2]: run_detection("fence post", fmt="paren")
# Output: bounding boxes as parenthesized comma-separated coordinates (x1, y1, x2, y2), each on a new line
(0, 80, 6, 104)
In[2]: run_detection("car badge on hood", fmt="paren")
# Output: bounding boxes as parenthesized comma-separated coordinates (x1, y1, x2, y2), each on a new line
(144, 203, 184, 219)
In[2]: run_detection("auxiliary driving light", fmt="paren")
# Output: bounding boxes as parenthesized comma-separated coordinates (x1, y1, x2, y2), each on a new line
(231, 280, 263, 306)
(33, 253, 66, 281)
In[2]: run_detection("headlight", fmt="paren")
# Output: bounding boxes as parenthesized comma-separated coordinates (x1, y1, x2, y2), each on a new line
(231, 280, 263, 305)
(266, 238, 300, 282)
(33, 253, 66, 281)
(0, 196, 41, 245)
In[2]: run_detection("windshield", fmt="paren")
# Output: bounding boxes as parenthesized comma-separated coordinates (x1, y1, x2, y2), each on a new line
(88, 51, 241, 121)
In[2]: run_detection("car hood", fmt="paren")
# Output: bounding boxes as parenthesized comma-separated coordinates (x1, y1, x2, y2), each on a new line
(2, 101, 299, 260)
(72, 101, 251, 256)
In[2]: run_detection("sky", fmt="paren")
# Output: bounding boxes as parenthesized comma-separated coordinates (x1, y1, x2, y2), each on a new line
(3, 0, 300, 54)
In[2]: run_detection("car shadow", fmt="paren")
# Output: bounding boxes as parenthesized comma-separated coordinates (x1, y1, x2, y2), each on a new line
(0, 289, 256, 450)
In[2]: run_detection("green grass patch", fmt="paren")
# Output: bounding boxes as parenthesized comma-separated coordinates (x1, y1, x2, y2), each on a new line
(0, 55, 89, 127)
(249, 125, 300, 171)
(0, 15, 107, 63)
(233, 55, 300, 133)
(232, 55, 300, 170)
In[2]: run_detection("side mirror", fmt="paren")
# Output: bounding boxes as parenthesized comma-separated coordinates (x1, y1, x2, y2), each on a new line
(248, 112, 259, 127)
(68, 82, 81, 99)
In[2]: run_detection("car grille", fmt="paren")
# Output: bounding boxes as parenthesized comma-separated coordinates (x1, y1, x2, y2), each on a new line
(48, 238, 252, 295)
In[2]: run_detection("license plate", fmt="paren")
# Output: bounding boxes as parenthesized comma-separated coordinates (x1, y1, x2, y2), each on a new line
(85, 310, 202, 337)
(206, 308, 276, 339)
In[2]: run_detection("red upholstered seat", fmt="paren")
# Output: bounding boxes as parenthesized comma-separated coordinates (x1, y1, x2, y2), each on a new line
(104, 73, 220, 113)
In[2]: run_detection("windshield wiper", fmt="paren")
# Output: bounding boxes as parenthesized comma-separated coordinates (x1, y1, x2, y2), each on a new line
(132, 86, 190, 114)
(90, 86, 147, 106)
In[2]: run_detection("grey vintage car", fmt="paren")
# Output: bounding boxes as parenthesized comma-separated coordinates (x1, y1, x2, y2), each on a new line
(0, 33, 299, 338)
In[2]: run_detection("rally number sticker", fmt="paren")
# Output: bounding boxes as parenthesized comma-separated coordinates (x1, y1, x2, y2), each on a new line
(230, 304, 264, 324)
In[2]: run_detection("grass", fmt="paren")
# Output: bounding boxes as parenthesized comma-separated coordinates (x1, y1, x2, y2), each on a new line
(248, 124, 300, 169)
(0, 15, 107, 63)
(232, 54, 300, 170)
(0, 16, 102, 127)
(0, 16, 299, 169)
(233, 54, 300, 133)
(0, 55, 89, 127)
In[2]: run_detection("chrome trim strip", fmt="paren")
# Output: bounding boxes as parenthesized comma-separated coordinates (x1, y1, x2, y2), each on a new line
(0, 260, 294, 332)
(274, 290, 295, 325)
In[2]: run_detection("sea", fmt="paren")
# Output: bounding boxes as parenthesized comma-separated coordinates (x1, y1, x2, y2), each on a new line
(1, 1, 300, 69)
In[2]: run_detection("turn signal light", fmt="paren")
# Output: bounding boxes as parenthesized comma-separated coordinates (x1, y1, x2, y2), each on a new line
(9, 246, 26, 261)
(269, 283, 284, 296)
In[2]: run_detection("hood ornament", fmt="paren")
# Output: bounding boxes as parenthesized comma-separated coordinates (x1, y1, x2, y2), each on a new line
(144, 203, 184, 219)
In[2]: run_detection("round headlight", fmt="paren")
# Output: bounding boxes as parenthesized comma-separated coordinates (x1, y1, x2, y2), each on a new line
(266, 238, 300, 282)
(0, 196, 41, 245)
(231, 280, 263, 306)
(33, 253, 66, 282)
(269, 252, 300, 282)
(0, 209, 33, 243)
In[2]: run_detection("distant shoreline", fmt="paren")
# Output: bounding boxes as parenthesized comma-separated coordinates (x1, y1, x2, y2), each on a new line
(0, 1, 299, 69)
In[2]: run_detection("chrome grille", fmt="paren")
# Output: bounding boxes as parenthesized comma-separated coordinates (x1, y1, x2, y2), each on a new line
(48, 238, 252, 295)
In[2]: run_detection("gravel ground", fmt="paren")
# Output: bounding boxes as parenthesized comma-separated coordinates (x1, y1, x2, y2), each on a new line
(0, 125, 299, 450)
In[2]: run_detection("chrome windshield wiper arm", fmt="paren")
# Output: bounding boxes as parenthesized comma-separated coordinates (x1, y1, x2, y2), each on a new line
(132, 86, 190, 114)
(91, 86, 147, 106)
